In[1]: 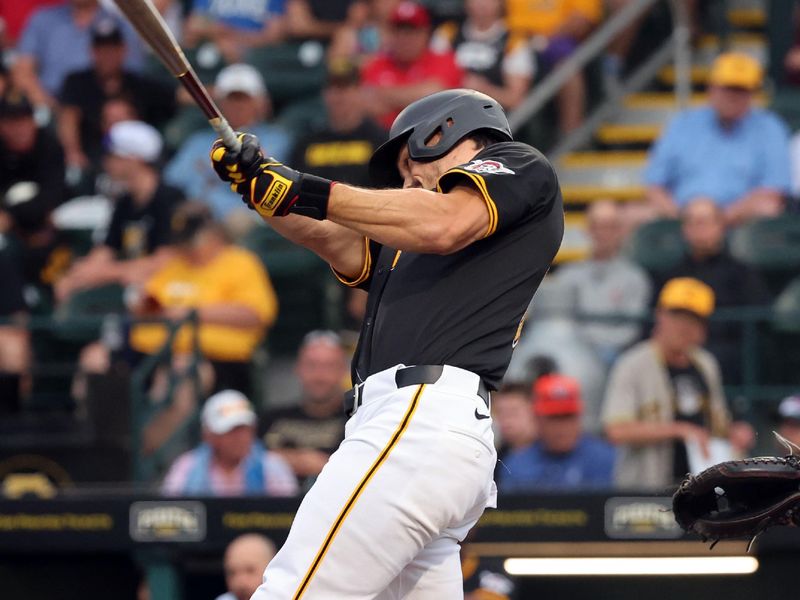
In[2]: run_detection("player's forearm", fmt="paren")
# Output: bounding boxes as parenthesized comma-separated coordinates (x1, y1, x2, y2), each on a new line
(327, 184, 489, 254)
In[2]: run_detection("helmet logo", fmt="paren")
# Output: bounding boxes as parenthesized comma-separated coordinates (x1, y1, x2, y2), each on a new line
(463, 159, 515, 175)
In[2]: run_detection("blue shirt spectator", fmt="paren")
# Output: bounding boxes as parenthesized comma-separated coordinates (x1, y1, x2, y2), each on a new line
(500, 436, 616, 492)
(191, 0, 287, 31)
(645, 106, 791, 208)
(645, 52, 791, 225)
(15, 3, 144, 101)
(498, 373, 616, 492)
(164, 64, 292, 221)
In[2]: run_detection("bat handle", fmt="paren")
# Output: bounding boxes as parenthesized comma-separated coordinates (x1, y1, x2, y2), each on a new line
(210, 117, 241, 153)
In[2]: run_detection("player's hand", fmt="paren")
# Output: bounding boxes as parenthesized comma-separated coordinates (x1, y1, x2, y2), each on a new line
(210, 133, 333, 220)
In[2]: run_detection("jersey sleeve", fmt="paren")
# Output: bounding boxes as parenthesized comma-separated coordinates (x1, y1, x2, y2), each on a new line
(436, 142, 560, 236)
(331, 237, 382, 290)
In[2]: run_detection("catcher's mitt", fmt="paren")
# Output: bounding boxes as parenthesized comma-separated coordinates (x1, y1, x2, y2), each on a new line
(673, 450, 800, 548)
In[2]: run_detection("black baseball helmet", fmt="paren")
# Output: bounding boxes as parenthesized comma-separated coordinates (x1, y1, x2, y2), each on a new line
(368, 88, 513, 188)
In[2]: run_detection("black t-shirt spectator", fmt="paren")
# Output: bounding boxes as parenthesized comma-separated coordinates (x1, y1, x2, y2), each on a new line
(105, 182, 183, 259)
(0, 126, 65, 210)
(0, 245, 27, 316)
(668, 363, 711, 480)
(290, 118, 387, 187)
(260, 404, 346, 487)
(59, 69, 176, 162)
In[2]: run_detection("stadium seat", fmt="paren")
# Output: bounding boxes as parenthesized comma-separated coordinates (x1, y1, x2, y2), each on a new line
(555, 151, 647, 205)
(244, 42, 327, 112)
(730, 216, 800, 296)
(622, 218, 685, 273)
(274, 94, 327, 136)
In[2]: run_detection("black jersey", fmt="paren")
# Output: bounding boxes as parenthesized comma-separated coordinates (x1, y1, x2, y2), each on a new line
(339, 142, 564, 390)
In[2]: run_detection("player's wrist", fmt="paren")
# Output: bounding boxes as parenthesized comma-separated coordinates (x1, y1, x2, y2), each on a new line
(291, 173, 334, 220)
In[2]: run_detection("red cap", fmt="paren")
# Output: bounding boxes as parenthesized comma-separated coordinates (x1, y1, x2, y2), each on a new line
(390, 1, 431, 27)
(532, 374, 583, 416)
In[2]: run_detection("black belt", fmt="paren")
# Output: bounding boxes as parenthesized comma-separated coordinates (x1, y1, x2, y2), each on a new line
(343, 365, 490, 417)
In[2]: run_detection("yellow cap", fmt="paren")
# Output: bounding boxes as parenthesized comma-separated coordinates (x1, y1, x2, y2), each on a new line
(658, 277, 715, 318)
(708, 52, 762, 90)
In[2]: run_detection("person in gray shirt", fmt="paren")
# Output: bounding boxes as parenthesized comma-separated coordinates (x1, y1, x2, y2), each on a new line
(556, 199, 651, 365)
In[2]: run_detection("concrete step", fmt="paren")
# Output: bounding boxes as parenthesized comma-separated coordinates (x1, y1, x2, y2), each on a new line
(555, 151, 647, 205)
(727, 0, 766, 28)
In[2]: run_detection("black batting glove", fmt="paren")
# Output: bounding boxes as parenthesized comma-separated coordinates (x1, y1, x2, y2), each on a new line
(210, 133, 332, 220)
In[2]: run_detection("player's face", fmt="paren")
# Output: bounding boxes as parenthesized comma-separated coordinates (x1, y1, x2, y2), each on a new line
(397, 136, 481, 190)
(537, 414, 582, 454)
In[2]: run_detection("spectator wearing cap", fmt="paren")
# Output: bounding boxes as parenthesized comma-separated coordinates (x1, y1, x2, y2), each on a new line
(361, 1, 463, 129)
(260, 330, 348, 490)
(498, 374, 615, 492)
(164, 64, 291, 225)
(602, 277, 755, 489)
(645, 52, 792, 225)
(12, 0, 143, 110)
(289, 62, 386, 188)
(775, 395, 800, 453)
(56, 120, 183, 303)
(57, 17, 176, 176)
(184, 0, 287, 63)
(652, 198, 771, 384)
(505, 0, 602, 133)
(431, 0, 535, 111)
(0, 90, 66, 220)
(162, 390, 298, 496)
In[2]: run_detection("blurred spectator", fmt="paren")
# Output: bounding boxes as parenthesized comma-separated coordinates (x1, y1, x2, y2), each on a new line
(0, 0, 62, 45)
(286, 0, 355, 41)
(602, 277, 754, 489)
(217, 533, 277, 600)
(361, 1, 463, 129)
(555, 200, 651, 366)
(653, 198, 771, 383)
(183, 0, 287, 63)
(0, 249, 30, 414)
(260, 330, 347, 489)
(13, 1, 143, 110)
(164, 64, 291, 225)
(56, 120, 181, 302)
(645, 52, 792, 225)
(127, 202, 278, 397)
(791, 131, 800, 201)
(431, 0, 535, 111)
(784, 6, 800, 88)
(491, 382, 537, 469)
(162, 390, 298, 496)
(57, 17, 176, 176)
(505, 0, 602, 133)
(775, 394, 800, 453)
(2, 181, 74, 313)
(289, 61, 386, 187)
(328, 0, 401, 65)
(499, 374, 615, 492)
(0, 90, 65, 217)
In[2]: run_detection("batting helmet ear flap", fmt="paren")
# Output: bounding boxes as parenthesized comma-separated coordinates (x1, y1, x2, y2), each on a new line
(368, 89, 512, 188)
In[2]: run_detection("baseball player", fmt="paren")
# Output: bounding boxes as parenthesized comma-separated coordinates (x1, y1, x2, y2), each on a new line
(210, 89, 564, 599)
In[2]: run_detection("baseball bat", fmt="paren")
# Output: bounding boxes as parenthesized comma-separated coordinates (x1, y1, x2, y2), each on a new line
(113, 0, 241, 152)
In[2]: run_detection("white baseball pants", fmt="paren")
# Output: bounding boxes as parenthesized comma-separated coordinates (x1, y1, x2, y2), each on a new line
(251, 364, 497, 599)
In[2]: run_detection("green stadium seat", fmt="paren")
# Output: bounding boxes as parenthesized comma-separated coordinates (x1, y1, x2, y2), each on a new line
(622, 218, 685, 273)
(275, 94, 328, 136)
(243, 42, 327, 111)
(162, 105, 209, 152)
(730, 216, 800, 296)
(52, 284, 125, 343)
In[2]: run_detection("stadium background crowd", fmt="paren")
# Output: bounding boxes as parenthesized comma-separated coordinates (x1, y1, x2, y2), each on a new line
(2, 0, 800, 598)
